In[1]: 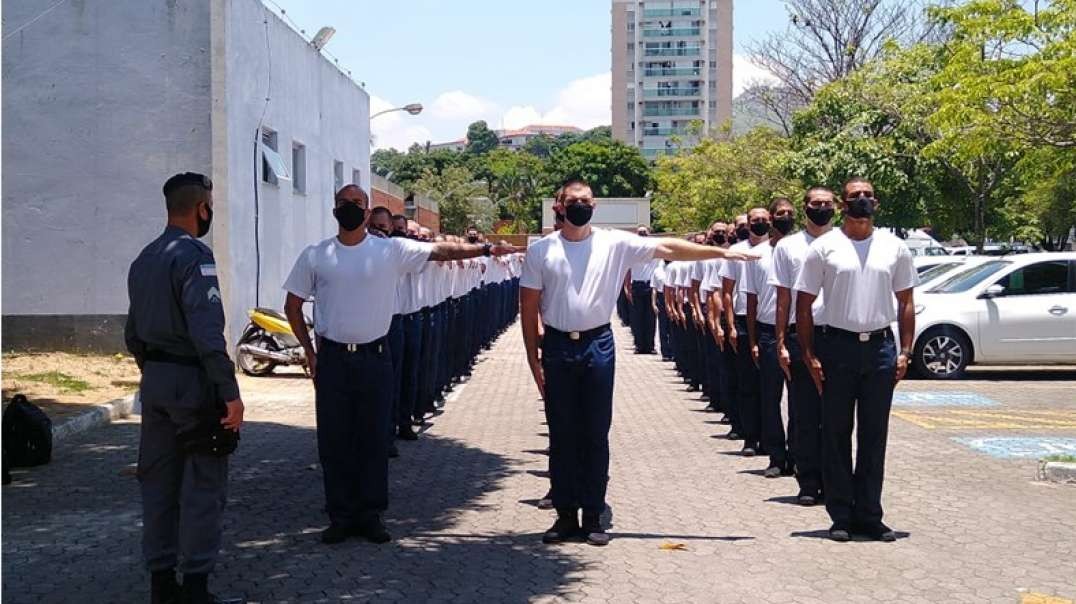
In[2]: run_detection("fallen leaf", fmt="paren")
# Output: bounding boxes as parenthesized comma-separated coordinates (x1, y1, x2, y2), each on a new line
(659, 542, 687, 551)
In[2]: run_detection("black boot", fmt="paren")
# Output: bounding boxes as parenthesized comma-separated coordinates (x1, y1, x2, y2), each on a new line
(151, 569, 180, 604)
(542, 509, 581, 544)
(181, 573, 244, 604)
(581, 512, 610, 546)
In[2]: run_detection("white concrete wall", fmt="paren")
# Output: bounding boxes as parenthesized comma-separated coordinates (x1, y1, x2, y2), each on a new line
(2, 0, 213, 316)
(219, 0, 370, 343)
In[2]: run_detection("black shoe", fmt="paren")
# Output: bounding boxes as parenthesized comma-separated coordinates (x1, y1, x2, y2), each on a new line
(388, 443, 400, 458)
(727, 431, 741, 440)
(356, 516, 392, 544)
(718, 415, 731, 425)
(581, 512, 610, 546)
(398, 426, 419, 441)
(741, 445, 756, 457)
(796, 492, 819, 506)
(151, 569, 180, 604)
(180, 573, 245, 604)
(321, 523, 351, 545)
(763, 465, 782, 478)
(858, 522, 897, 542)
(537, 490, 554, 510)
(542, 510, 581, 544)
(829, 523, 851, 542)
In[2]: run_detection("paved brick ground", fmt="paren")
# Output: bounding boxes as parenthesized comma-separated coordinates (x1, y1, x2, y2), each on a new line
(3, 323, 1074, 603)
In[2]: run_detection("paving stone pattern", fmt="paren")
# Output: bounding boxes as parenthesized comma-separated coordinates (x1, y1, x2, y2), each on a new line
(3, 324, 1075, 603)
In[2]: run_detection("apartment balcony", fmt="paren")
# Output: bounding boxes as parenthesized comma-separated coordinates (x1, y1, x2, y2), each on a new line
(641, 106, 701, 117)
(642, 88, 702, 98)
(641, 148, 676, 159)
(641, 28, 702, 38)
(642, 67, 702, 77)
(642, 127, 692, 136)
(643, 48, 701, 57)
(643, 8, 701, 17)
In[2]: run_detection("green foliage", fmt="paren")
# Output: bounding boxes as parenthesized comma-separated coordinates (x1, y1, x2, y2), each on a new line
(17, 371, 92, 394)
(545, 138, 651, 198)
(486, 149, 546, 233)
(413, 165, 492, 235)
(651, 127, 799, 232)
(465, 121, 500, 156)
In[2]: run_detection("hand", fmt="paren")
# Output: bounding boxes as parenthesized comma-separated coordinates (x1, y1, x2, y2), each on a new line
(221, 398, 244, 431)
(304, 347, 317, 380)
(727, 327, 738, 352)
(751, 344, 760, 367)
(490, 244, 523, 256)
(805, 354, 825, 395)
(528, 355, 545, 400)
(778, 345, 792, 381)
(725, 250, 761, 262)
(895, 352, 909, 384)
(713, 328, 725, 352)
(652, 305, 660, 316)
(625, 290, 634, 305)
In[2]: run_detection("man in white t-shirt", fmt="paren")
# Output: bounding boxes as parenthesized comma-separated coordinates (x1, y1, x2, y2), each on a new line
(770, 186, 835, 506)
(626, 226, 661, 355)
(650, 260, 674, 361)
(743, 198, 797, 479)
(519, 179, 757, 546)
(794, 177, 917, 543)
(283, 185, 517, 546)
(719, 209, 771, 453)
(699, 222, 729, 413)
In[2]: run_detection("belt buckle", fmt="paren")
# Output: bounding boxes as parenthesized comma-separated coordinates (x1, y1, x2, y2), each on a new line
(569, 331, 581, 341)
(347, 343, 357, 352)
(858, 332, 869, 342)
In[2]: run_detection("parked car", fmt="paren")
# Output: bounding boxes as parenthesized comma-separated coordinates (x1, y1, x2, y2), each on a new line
(908, 252, 1076, 379)
(915, 256, 991, 290)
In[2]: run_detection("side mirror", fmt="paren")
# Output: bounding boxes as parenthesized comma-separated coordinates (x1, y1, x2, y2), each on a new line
(981, 284, 1005, 299)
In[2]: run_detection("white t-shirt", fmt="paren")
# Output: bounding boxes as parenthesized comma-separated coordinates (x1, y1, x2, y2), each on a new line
(794, 228, 918, 332)
(741, 240, 780, 325)
(632, 258, 660, 284)
(651, 261, 667, 291)
(718, 239, 763, 316)
(770, 230, 827, 326)
(283, 235, 433, 344)
(700, 258, 725, 294)
(520, 229, 659, 332)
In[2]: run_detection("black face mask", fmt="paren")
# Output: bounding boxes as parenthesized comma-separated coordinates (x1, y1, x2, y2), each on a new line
(773, 215, 794, 235)
(564, 203, 594, 227)
(713, 233, 727, 245)
(735, 226, 750, 241)
(805, 206, 835, 227)
(467, 235, 479, 244)
(196, 204, 213, 238)
(750, 221, 771, 237)
(391, 228, 407, 238)
(844, 195, 877, 219)
(333, 203, 365, 231)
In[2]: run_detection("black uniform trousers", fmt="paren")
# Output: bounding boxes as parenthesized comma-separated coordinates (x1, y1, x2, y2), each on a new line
(720, 316, 742, 435)
(734, 315, 761, 449)
(138, 362, 227, 575)
(817, 327, 897, 526)
(790, 327, 825, 497)
(629, 281, 656, 354)
(758, 323, 794, 470)
(315, 337, 392, 527)
(655, 292, 673, 361)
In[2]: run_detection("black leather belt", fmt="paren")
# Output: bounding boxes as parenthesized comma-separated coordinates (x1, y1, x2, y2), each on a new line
(544, 323, 610, 342)
(319, 335, 387, 354)
(821, 325, 892, 342)
(144, 350, 201, 367)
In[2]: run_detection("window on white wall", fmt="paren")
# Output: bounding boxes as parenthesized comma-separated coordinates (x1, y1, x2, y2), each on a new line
(333, 160, 344, 193)
(292, 142, 306, 194)
(352, 169, 362, 186)
(260, 128, 290, 185)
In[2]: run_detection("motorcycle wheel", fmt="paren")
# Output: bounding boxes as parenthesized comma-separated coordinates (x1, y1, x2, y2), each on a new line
(236, 332, 279, 377)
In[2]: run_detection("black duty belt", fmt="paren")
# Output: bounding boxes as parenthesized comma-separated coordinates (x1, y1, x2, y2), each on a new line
(544, 323, 610, 342)
(821, 325, 892, 343)
(319, 335, 387, 354)
(144, 350, 201, 367)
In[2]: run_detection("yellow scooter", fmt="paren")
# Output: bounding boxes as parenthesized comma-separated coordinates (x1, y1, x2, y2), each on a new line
(235, 308, 312, 376)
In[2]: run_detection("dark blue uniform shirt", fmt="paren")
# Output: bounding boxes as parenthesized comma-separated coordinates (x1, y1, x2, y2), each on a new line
(125, 225, 240, 402)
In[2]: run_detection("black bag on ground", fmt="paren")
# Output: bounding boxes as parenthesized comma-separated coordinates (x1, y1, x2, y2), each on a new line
(3, 394, 53, 467)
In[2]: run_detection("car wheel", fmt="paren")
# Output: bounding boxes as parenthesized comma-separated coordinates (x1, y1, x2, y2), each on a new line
(913, 327, 971, 380)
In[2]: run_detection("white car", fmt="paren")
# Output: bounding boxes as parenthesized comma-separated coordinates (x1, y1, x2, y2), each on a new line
(915, 256, 992, 290)
(909, 252, 1076, 379)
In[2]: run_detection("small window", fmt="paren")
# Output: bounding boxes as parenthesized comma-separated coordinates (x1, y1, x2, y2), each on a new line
(333, 160, 344, 193)
(352, 169, 362, 186)
(260, 128, 290, 185)
(996, 261, 1070, 296)
(292, 142, 306, 194)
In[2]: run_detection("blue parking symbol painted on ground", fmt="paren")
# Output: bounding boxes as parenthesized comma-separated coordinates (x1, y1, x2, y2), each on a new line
(893, 392, 999, 407)
(953, 437, 1076, 459)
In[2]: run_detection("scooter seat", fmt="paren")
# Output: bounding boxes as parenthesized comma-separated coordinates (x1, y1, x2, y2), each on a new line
(254, 307, 287, 321)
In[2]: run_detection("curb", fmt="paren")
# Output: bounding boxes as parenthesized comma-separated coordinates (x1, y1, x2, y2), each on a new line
(1037, 461, 1076, 485)
(52, 393, 138, 443)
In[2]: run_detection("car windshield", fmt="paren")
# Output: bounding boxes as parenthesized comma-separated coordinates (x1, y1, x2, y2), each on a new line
(917, 262, 961, 284)
(928, 260, 1011, 293)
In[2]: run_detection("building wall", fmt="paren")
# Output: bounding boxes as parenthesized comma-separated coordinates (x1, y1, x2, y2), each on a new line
(218, 0, 370, 345)
(2, 0, 213, 351)
(371, 188, 407, 215)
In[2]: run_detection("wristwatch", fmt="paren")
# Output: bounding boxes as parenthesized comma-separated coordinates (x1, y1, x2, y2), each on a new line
(481, 243, 492, 257)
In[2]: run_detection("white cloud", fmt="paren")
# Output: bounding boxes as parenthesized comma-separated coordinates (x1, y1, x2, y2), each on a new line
(503, 73, 611, 130)
(370, 94, 434, 151)
(428, 90, 499, 121)
(733, 54, 779, 96)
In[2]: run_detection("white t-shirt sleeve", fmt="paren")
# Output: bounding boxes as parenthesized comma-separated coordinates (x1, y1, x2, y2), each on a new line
(718, 258, 738, 283)
(741, 260, 759, 295)
(283, 246, 315, 300)
(392, 239, 433, 275)
(616, 230, 659, 267)
(519, 244, 544, 290)
(770, 244, 793, 289)
(795, 244, 825, 296)
(892, 243, 918, 292)
(691, 261, 705, 283)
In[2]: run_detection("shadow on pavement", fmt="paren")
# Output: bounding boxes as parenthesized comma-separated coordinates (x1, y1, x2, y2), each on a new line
(2, 419, 582, 603)
(790, 529, 911, 542)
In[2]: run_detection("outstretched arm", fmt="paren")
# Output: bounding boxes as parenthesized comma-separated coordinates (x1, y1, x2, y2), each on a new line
(429, 242, 520, 261)
(655, 239, 758, 262)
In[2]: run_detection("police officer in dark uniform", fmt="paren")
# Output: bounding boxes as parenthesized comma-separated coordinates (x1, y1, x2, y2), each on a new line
(126, 172, 245, 604)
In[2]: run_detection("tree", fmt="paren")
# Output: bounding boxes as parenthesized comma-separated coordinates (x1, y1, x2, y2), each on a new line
(545, 139, 651, 198)
(651, 127, 799, 232)
(413, 165, 492, 235)
(465, 121, 500, 156)
(746, 0, 940, 133)
(486, 149, 547, 233)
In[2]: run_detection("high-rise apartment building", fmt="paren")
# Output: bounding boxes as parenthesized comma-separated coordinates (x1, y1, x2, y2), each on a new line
(612, 0, 734, 159)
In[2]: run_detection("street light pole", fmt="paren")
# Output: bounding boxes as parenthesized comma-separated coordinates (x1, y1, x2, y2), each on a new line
(371, 103, 423, 120)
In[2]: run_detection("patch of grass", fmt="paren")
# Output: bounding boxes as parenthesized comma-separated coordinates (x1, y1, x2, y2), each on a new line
(1042, 454, 1076, 463)
(16, 371, 93, 394)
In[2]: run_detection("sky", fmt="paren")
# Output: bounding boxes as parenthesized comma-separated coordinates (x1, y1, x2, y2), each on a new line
(265, 0, 787, 150)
